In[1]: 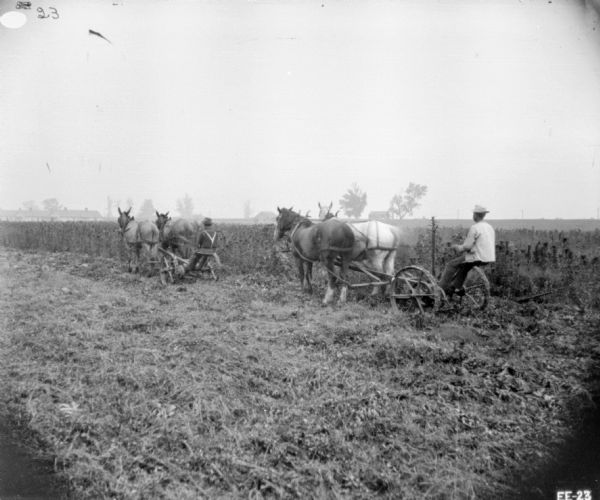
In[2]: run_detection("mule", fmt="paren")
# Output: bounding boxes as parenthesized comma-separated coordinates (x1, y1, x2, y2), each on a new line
(274, 207, 355, 305)
(117, 207, 160, 275)
(318, 202, 402, 295)
(155, 211, 198, 259)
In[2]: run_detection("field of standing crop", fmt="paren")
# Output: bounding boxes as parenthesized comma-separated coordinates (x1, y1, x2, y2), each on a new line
(1, 240, 600, 499)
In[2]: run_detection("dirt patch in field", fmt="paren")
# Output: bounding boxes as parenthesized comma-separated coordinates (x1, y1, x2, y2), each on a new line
(1, 248, 599, 499)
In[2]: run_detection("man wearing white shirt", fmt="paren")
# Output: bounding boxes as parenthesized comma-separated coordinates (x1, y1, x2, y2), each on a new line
(439, 205, 496, 298)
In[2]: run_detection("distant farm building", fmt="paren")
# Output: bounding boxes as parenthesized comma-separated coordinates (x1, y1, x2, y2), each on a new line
(368, 210, 391, 220)
(0, 208, 105, 221)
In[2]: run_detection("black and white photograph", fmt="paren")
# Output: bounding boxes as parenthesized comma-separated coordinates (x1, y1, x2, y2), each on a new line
(1, 0, 600, 498)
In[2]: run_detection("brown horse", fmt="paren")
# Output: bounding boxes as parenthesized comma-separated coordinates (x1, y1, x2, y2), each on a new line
(155, 211, 198, 258)
(274, 207, 355, 305)
(117, 207, 160, 275)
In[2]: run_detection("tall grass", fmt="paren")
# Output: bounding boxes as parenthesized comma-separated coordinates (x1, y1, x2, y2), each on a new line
(0, 221, 283, 275)
(1, 221, 599, 308)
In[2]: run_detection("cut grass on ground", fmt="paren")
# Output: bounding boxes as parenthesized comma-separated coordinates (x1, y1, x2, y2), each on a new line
(0, 248, 599, 499)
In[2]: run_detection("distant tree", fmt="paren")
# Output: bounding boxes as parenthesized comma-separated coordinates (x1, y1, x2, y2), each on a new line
(243, 200, 252, 219)
(137, 199, 156, 221)
(339, 183, 367, 218)
(22, 200, 39, 211)
(176, 194, 194, 218)
(42, 198, 62, 213)
(388, 182, 428, 219)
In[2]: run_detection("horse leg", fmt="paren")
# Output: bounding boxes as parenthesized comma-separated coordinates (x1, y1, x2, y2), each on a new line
(337, 255, 351, 304)
(145, 243, 157, 277)
(382, 250, 397, 296)
(322, 255, 336, 305)
(138, 243, 147, 275)
(295, 257, 308, 294)
(134, 244, 141, 273)
(127, 245, 134, 273)
(305, 262, 313, 293)
(368, 250, 386, 296)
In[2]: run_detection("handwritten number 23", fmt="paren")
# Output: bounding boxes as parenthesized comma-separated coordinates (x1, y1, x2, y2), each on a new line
(37, 7, 59, 19)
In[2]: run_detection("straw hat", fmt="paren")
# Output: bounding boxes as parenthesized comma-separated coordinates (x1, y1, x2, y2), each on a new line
(472, 205, 489, 214)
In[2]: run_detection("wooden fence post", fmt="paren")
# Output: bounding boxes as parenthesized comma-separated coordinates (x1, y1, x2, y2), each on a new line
(431, 216, 437, 276)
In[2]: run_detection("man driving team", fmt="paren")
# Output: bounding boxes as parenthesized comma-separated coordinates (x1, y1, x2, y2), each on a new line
(439, 205, 496, 299)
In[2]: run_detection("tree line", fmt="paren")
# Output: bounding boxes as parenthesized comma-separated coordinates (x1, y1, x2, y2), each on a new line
(20, 183, 427, 221)
(338, 182, 427, 219)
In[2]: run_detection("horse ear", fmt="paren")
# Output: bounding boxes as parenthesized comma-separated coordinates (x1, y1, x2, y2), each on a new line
(328, 202, 333, 210)
(118, 207, 122, 215)
(335, 210, 340, 217)
(306, 210, 311, 217)
(155, 210, 159, 217)
(277, 207, 281, 213)
(318, 202, 322, 209)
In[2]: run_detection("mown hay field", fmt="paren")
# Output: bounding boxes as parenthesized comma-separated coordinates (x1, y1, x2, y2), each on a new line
(1, 222, 600, 499)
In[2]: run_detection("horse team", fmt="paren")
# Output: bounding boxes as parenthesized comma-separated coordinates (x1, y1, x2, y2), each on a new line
(117, 202, 403, 306)
(274, 202, 402, 305)
(116, 208, 214, 276)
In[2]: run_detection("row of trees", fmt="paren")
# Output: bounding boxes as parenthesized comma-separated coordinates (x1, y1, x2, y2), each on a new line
(22, 184, 426, 221)
(339, 182, 428, 219)
(22, 198, 64, 212)
(21, 194, 199, 221)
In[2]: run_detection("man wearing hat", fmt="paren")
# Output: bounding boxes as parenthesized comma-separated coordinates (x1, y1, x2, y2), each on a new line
(439, 205, 495, 299)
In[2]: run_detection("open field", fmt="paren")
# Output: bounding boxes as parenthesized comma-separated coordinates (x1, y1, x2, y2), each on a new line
(1, 247, 600, 499)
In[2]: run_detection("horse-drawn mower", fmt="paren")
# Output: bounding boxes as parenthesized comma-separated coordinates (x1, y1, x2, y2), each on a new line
(158, 247, 221, 285)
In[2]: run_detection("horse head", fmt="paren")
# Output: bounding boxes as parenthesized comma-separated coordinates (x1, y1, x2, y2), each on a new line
(274, 206, 305, 241)
(117, 207, 134, 232)
(155, 211, 171, 231)
(318, 202, 335, 220)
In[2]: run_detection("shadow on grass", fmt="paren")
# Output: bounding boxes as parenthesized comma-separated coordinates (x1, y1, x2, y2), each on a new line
(0, 423, 70, 499)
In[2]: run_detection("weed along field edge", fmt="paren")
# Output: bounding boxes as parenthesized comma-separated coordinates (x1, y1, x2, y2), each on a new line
(1, 222, 600, 499)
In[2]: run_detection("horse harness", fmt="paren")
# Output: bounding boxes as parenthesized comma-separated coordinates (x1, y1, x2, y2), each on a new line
(121, 219, 157, 246)
(289, 220, 354, 264)
(350, 222, 398, 252)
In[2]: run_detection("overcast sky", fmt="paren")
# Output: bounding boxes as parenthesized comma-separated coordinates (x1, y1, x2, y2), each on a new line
(1, 0, 600, 219)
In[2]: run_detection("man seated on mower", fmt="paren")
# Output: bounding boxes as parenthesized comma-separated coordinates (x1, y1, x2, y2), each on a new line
(439, 205, 495, 299)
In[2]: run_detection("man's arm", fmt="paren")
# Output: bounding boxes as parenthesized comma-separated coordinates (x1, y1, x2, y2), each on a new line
(456, 226, 478, 252)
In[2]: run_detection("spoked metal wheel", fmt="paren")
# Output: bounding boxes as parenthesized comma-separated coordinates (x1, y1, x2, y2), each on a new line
(390, 266, 442, 313)
(458, 266, 490, 313)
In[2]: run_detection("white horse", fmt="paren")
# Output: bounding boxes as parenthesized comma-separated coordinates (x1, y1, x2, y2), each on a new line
(318, 202, 402, 295)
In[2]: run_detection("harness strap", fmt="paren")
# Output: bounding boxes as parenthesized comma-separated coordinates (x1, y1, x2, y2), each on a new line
(351, 222, 398, 251)
(289, 222, 355, 263)
(201, 230, 218, 248)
